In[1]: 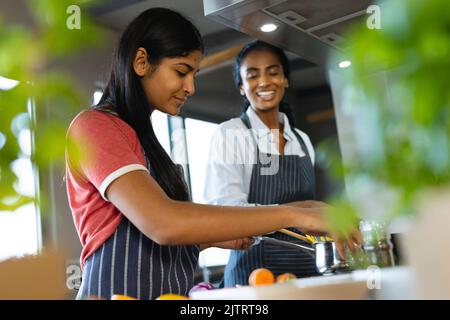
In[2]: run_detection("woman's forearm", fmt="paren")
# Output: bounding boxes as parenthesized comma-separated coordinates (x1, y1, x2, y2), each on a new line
(158, 200, 301, 245)
(106, 170, 325, 246)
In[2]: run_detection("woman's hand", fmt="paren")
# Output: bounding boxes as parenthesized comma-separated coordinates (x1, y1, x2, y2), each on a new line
(284, 200, 333, 235)
(290, 206, 330, 235)
(332, 229, 363, 260)
(288, 205, 363, 259)
(203, 238, 255, 251)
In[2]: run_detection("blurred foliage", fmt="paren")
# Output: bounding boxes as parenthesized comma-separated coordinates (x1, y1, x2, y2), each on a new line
(321, 0, 450, 240)
(0, 0, 104, 211)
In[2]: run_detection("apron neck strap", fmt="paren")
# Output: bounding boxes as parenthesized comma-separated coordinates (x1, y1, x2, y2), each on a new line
(240, 111, 252, 129)
(240, 110, 310, 157)
(290, 128, 310, 157)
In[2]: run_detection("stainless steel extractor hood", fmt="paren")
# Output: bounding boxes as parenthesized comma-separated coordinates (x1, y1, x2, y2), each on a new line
(204, 0, 373, 65)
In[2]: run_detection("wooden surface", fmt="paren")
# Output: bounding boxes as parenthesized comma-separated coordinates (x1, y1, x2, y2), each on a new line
(200, 45, 244, 71)
(0, 250, 67, 299)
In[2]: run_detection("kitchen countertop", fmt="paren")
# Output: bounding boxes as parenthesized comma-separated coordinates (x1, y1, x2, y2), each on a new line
(190, 266, 415, 300)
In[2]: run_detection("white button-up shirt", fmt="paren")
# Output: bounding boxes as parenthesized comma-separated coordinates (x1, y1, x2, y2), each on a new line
(203, 107, 315, 206)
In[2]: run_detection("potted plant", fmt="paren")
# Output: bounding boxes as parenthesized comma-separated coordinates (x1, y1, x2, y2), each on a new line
(0, 0, 104, 298)
(0, 0, 102, 212)
(323, 0, 449, 296)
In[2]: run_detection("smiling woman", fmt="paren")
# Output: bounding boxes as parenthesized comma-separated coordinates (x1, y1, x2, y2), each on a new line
(203, 41, 334, 287)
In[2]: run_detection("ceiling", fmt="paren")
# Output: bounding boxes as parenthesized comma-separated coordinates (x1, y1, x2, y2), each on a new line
(90, 0, 226, 36)
(86, 0, 369, 123)
(204, 0, 374, 65)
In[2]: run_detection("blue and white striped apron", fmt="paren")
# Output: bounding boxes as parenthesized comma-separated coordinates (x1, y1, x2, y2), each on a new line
(77, 217, 199, 300)
(76, 106, 199, 299)
(224, 113, 317, 287)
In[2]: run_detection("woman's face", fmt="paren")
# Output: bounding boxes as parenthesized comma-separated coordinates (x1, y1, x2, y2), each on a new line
(134, 49, 202, 116)
(239, 50, 288, 113)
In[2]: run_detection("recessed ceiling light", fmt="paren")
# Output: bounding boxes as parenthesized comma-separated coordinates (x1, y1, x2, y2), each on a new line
(338, 60, 351, 68)
(259, 23, 278, 33)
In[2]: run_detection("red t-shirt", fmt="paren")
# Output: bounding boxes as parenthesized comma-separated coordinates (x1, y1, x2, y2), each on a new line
(65, 109, 149, 268)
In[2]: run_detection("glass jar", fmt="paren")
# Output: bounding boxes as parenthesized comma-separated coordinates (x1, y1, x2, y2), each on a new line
(359, 220, 395, 268)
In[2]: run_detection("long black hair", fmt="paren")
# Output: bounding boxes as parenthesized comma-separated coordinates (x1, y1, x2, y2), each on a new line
(98, 8, 203, 201)
(232, 40, 296, 127)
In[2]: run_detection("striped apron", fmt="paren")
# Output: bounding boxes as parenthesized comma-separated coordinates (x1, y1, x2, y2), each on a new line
(223, 113, 318, 287)
(77, 217, 199, 300)
(76, 105, 199, 299)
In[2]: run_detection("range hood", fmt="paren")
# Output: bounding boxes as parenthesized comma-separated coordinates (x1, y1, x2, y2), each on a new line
(204, 0, 373, 65)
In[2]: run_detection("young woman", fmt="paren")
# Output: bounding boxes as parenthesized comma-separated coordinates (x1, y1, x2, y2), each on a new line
(203, 41, 345, 286)
(66, 9, 359, 300)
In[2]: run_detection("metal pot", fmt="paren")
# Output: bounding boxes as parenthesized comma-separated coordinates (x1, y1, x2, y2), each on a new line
(254, 236, 345, 275)
(314, 241, 340, 274)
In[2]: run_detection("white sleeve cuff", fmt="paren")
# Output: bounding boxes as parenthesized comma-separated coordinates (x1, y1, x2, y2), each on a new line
(99, 164, 149, 201)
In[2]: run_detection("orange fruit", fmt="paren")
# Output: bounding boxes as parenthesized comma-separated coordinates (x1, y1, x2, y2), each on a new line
(248, 268, 274, 286)
(276, 273, 297, 283)
(111, 294, 138, 300)
(156, 293, 190, 300)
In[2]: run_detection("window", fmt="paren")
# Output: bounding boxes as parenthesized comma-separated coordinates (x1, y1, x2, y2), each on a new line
(151, 110, 170, 155)
(0, 79, 39, 261)
(185, 118, 217, 203)
(184, 118, 230, 267)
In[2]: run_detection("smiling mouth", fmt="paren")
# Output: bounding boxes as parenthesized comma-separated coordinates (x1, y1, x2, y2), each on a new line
(256, 91, 276, 100)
